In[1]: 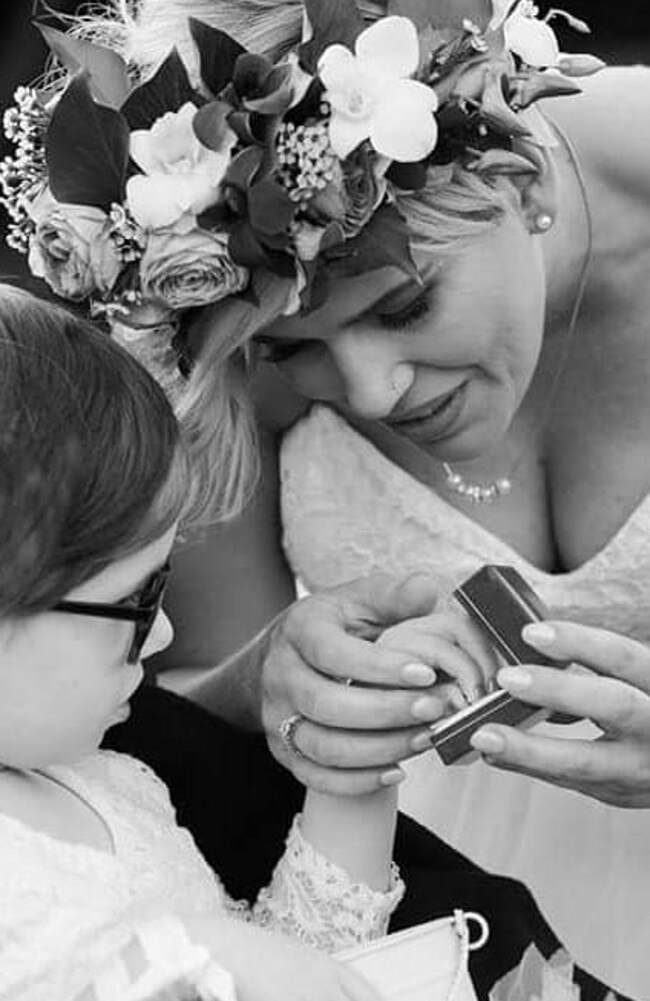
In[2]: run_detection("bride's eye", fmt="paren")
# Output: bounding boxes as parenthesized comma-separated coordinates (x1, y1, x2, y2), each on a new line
(254, 336, 305, 364)
(378, 291, 431, 330)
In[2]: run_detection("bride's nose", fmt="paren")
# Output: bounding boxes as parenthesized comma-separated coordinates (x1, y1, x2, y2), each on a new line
(329, 334, 415, 419)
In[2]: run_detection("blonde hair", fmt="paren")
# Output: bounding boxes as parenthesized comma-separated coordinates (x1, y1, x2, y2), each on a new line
(77, 0, 518, 524)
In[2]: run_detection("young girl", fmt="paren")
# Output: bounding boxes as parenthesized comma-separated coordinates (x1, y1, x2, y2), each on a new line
(0, 284, 407, 1001)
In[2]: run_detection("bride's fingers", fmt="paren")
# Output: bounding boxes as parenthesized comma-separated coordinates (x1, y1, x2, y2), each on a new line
(522, 621, 650, 695)
(284, 718, 447, 769)
(470, 726, 650, 807)
(494, 663, 650, 738)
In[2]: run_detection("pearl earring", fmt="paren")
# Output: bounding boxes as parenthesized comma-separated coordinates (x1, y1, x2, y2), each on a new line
(534, 212, 554, 233)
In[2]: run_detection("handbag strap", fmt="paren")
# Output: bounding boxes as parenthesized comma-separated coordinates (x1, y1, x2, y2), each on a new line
(446, 910, 490, 1001)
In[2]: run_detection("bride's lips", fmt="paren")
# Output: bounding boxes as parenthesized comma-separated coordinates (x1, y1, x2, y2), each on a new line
(387, 383, 467, 443)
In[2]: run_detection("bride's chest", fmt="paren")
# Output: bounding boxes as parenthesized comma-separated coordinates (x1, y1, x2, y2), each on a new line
(445, 419, 650, 575)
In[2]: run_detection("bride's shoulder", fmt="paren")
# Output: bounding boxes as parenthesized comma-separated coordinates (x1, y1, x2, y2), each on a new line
(251, 364, 310, 433)
(547, 66, 650, 197)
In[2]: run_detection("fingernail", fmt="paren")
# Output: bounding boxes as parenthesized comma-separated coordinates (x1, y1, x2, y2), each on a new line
(411, 696, 441, 721)
(449, 686, 469, 712)
(411, 731, 435, 753)
(522, 623, 556, 646)
(497, 666, 531, 690)
(380, 767, 405, 786)
(470, 729, 505, 754)
(402, 662, 436, 686)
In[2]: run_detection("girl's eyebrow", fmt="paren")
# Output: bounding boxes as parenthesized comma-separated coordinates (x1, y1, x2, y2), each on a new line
(117, 560, 168, 599)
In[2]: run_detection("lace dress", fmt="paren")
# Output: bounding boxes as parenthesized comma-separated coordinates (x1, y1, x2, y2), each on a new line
(0, 749, 402, 1000)
(280, 404, 650, 999)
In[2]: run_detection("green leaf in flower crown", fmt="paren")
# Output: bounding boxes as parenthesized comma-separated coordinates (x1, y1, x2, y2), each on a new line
(193, 101, 233, 152)
(248, 179, 294, 238)
(46, 73, 129, 210)
(386, 161, 428, 191)
(387, 0, 435, 30)
(225, 146, 265, 193)
(121, 49, 199, 131)
(299, 0, 364, 74)
(324, 204, 420, 283)
(36, 22, 130, 110)
(189, 18, 246, 97)
(229, 223, 296, 276)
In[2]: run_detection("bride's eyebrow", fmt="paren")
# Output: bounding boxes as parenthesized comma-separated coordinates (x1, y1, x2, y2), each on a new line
(347, 278, 426, 324)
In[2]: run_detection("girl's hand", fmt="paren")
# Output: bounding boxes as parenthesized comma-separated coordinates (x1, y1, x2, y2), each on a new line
(377, 608, 500, 710)
(192, 915, 381, 1001)
(470, 620, 650, 807)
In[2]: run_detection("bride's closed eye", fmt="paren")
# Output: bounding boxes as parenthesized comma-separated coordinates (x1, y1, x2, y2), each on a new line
(377, 290, 431, 330)
(253, 336, 306, 364)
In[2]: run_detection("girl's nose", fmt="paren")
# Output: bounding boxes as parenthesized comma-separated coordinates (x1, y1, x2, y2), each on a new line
(141, 606, 174, 660)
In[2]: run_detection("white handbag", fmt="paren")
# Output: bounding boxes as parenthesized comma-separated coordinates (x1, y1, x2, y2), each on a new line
(337, 910, 489, 1001)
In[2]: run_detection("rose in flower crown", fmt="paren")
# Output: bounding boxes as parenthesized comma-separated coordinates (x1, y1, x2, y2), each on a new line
(0, 0, 602, 351)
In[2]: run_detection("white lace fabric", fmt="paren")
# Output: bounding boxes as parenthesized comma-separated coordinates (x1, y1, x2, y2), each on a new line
(280, 404, 650, 998)
(0, 750, 403, 1000)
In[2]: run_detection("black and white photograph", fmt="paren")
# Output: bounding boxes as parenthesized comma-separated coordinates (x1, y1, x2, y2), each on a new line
(1, 2, 650, 999)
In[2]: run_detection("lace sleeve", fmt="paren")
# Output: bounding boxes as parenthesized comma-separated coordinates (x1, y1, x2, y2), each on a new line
(234, 816, 404, 953)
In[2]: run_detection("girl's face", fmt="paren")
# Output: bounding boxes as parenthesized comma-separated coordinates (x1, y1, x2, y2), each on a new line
(0, 527, 176, 770)
(257, 210, 546, 461)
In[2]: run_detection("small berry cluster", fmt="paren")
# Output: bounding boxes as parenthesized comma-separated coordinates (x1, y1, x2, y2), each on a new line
(108, 204, 147, 265)
(0, 88, 49, 253)
(275, 116, 338, 210)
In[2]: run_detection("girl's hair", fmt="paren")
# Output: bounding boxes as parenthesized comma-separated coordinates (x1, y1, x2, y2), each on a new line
(0, 285, 188, 615)
(75, 0, 518, 522)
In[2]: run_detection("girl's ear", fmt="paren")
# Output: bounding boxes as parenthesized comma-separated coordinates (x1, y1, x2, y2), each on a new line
(512, 147, 560, 235)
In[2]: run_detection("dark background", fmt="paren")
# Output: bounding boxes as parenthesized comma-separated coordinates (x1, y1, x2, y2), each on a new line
(1, 0, 649, 279)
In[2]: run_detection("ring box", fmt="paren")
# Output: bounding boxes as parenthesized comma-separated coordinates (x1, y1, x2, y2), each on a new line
(429, 565, 565, 765)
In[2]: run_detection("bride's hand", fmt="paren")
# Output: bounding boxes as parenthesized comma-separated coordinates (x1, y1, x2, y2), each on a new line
(261, 573, 494, 795)
(470, 621, 650, 807)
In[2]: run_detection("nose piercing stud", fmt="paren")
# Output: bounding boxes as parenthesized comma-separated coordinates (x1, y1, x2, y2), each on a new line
(534, 212, 554, 233)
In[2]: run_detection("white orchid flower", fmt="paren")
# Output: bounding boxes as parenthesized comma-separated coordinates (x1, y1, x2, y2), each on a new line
(490, 1, 560, 68)
(318, 16, 438, 163)
(126, 102, 235, 230)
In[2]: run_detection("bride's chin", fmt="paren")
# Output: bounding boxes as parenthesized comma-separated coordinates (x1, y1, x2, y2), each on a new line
(430, 410, 513, 463)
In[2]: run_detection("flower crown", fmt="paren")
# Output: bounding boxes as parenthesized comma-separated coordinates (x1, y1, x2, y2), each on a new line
(1, 0, 602, 333)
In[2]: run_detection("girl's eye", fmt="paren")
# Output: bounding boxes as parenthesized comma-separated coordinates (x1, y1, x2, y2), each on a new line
(378, 292, 431, 330)
(117, 588, 143, 609)
(254, 337, 305, 364)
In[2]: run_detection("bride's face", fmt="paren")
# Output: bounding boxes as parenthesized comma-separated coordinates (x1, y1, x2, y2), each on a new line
(255, 209, 546, 461)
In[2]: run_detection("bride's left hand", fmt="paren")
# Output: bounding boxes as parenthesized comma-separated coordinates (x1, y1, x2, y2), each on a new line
(470, 621, 650, 807)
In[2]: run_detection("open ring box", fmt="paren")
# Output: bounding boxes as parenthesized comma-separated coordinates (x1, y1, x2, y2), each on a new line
(337, 911, 487, 1001)
(428, 565, 568, 765)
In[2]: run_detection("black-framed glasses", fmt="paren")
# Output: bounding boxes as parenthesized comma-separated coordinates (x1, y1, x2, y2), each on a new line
(52, 562, 171, 664)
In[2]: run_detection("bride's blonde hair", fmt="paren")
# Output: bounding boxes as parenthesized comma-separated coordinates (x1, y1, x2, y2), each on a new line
(79, 0, 516, 524)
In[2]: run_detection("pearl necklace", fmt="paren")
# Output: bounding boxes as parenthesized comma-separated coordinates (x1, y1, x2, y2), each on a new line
(442, 463, 512, 503)
(442, 124, 592, 506)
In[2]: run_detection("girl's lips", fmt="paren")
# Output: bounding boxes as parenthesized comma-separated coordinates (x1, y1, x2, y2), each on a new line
(388, 383, 467, 443)
(111, 703, 131, 724)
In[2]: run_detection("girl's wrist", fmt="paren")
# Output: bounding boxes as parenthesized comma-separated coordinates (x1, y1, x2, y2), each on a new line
(301, 786, 398, 891)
